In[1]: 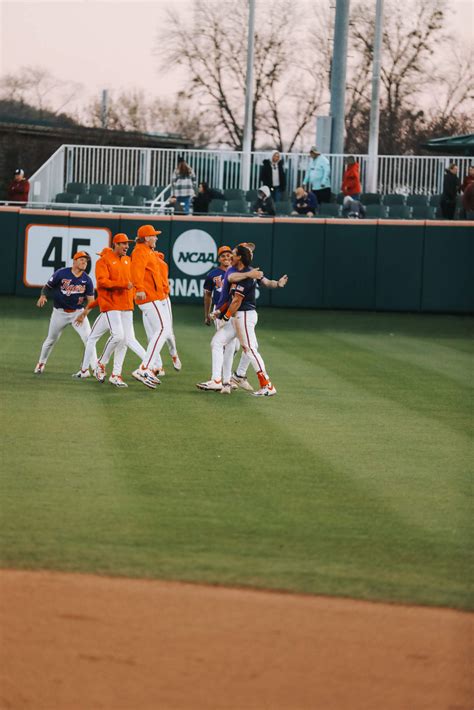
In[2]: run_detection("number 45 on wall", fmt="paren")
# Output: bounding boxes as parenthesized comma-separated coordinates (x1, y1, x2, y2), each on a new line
(24, 225, 111, 288)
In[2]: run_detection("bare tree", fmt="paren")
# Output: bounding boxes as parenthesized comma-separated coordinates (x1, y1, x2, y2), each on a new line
(343, 0, 472, 154)
(156, 0, 328, 150)
(0, 66, 82, 118)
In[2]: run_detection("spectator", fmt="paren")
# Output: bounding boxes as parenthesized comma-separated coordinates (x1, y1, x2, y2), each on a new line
(291, 186, 317, 217)
(7, 168, 30, 203)
(259, 150, 287, 201)
(440, 163, 460, 220)
(461, 181, 474, 219)
(192, 182, 225, 214)
(341, 156, 362, 199)
(461, 165, 474, 193)
(252, 185, 275, 216)
(165, 195, 184, 214)
(302, 146, 331, 203)
(459, 165, 474, 218)
(171, 156, 196, 214)
(342, 196, 366, 219)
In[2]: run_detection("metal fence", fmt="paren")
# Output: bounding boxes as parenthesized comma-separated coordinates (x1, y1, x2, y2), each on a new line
(29, 145, 472, 204)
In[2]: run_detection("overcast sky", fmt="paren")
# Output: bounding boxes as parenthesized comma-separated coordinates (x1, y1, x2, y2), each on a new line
(0, 0, 472, 115)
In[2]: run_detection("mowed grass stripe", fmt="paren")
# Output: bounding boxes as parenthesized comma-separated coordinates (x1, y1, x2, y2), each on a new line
(0, 298, 472, 609)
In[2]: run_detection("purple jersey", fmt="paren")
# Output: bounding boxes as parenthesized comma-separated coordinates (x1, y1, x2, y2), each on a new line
(203, 266, 226, 307)
(215, 265, 238, 310)
(46, 267, 94, 310)
(230, 275, 257, 311)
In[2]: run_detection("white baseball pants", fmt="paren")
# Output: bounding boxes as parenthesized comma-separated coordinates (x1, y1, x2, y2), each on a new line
(212, 310, 269, 383)
(139, 299, 173, 371)
(82, 310, 144, 376)
(38, 307, 97, 368)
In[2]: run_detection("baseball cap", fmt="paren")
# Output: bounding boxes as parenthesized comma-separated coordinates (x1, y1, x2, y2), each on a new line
(218, 245, 232, 256)
(112, 233, 133, 244)
(15, 168, 25, 176)
(137, 224, 162, 238)
(73, 251, 90, 260)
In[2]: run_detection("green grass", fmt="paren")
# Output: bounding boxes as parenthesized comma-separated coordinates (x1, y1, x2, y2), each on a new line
(0, 296, 472, 610)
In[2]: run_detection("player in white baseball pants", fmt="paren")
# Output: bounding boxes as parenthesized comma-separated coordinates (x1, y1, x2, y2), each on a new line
(37, 307, 97, 369)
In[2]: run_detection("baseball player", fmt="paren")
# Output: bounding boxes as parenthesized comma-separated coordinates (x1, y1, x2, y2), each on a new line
(34, 251, 96, 375)
(130, 224, 172, 389)
(157, 250, 182, 373)
(75, 233, 142, 388)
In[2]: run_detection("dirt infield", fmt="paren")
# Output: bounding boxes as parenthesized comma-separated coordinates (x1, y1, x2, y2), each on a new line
(0, 570, 472, 710)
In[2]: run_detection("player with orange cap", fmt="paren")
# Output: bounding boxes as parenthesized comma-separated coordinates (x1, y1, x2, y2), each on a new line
(74, 233, 144, 387)
(130, 224, 174, 389)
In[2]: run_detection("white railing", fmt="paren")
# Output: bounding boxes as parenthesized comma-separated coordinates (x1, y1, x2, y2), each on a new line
(29, 144, 472, 204)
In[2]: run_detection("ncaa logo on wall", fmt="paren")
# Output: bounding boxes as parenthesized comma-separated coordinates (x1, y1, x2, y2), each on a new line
(173, 229, 217, 276)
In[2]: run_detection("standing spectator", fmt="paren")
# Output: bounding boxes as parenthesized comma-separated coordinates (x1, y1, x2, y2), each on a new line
(291, 186, 317, 217)
(341, 156, 362, 199)
(302, 146, 331, 204)
(7, 168, 30, 203)
(171, 156, 196, 214)
(252, 185, 276, 216)
(440, 163, 460, 220)
(259, 150, 286, 201)
(460, 166, 474, 219)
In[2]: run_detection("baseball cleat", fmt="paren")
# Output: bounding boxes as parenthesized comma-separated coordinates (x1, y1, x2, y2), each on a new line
(252, 383, 277, 397)
(196, 379, 222, 391)
(172, 355, 182, 371)
(231, 372, 254, 391)
(220, 383, 232, 394)
(34, 362, 45, 374)
(94, 362, 106, 383)
(154, 367, 166, 377)
(109, 374, 128, 388)
(132, 368, 159, 389)
(72, 369, 91, 379)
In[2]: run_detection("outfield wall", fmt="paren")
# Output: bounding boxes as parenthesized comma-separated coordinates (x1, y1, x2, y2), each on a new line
(0, 207, 472, 313)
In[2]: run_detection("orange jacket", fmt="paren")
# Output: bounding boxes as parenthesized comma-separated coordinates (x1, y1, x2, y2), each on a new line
(131, 243, 166, 304)
(156, 252, 170, 297)
(341, 163, 362, 196)
(95, 248, 134, 312)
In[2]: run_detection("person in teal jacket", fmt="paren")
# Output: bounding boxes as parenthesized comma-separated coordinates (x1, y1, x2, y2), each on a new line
(302, 146, 331, 203)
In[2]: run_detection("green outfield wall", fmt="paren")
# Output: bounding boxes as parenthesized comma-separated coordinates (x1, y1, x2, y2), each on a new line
(1, 208, 473, 313)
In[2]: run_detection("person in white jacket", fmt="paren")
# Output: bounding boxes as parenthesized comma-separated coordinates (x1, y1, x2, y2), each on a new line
(302, 146, 331, 204)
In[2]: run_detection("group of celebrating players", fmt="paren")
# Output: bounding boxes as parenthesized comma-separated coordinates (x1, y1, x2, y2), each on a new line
(34, 226, 287, 397)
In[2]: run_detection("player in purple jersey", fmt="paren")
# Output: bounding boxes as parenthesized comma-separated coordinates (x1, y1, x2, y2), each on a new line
(203, 246, 233, 325)
(34, 251, 97, 375)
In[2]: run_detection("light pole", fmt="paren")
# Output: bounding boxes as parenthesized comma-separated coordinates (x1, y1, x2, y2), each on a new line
(242, 0, 256, 192)
(329, 0, 350, 156)
(366, 0, 384, 193)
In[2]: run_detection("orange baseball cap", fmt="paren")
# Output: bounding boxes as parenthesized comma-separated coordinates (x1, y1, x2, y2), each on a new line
(73, 251, 90, 260)
(137, 224, 162, 238)
(218, 245, 232, 256)
(112, 233, 133, 244)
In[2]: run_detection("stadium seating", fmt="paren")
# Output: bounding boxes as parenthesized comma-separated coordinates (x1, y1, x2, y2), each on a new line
(66, 182, 88, 195)
(226, 199, 249, 214)
(208, 199, 225, 213)
(55, 192, 78, 203)
(133, 185, 156, 200)
(411, 205, 437, 220)
(275, 201, 293, 215)
(383, 194, 406, 205)
(335, 192, 345, 204)
(429, 194, 442, 206)
(387, 205, 411, 219)
(319, 203, 341, 217)
(89, 184, 111, 197)
(361, 192, 382, 205)
(122, 195, 145, 207)
(103, 195, 124, 206)
(111, 184, 133, 197)
(77, 193, 100, 205)
(406, 194, 430, 206)
(365, 204, 387, 219)
(224, 188, 245, 200)
(245, 189, 259, 202)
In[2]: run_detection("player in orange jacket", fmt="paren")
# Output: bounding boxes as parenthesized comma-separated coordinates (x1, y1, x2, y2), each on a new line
(74, 233, 146, 387)
(130, 224, 175, 389)
(156, 250, 182, 373)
